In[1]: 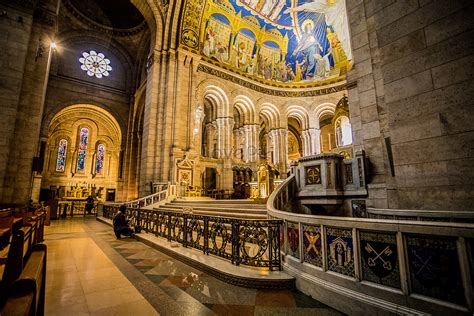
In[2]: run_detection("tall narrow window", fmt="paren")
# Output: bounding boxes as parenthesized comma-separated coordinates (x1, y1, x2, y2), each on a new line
(55, 139, 68, 172)
(95, 144, 105, 174)
(77, 127, 89, 172)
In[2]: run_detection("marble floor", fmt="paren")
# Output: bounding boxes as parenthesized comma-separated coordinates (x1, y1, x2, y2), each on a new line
(44, 217, 343, 316)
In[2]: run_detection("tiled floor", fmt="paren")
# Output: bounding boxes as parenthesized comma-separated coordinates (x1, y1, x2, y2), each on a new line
(44, 218, 343, 316)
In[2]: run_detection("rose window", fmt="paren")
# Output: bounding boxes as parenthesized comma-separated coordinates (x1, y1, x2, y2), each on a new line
(79, 51, 112, 78)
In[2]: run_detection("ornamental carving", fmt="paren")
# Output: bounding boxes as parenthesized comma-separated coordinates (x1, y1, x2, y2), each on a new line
(197, 63, 347, 97)
(305, 166, 321, 185)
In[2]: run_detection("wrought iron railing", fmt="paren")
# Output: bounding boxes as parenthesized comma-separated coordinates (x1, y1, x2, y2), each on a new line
(103, 205, 282, 270)
(267, 176, 474, 314)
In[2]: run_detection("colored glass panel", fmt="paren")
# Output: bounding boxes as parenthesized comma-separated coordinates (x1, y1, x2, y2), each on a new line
(77, 128, 89, 172)
(55, 139, 67, 172)
(96, 144, 105, 174)
(79, 50, 112, 78)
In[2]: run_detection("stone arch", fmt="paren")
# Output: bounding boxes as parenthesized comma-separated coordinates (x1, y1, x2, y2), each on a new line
(203, 85, 230, 118)
(286, 105, 310, 130)
(53, 30, 135, 92)
(313, 103, 336, 128)
(259, 103, 281, 129)
(130, 0, 160, 51)
(43, 104, 123, 201)
(233, 95, 257, 126)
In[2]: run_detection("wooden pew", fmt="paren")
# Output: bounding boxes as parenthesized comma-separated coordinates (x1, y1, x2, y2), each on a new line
(1, 244, 47, 316)
(0, 226, 47, 315)
(0, 209, 13, 250)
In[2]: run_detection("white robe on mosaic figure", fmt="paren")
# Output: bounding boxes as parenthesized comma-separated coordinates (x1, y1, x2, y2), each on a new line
(285, 0, 352, 61)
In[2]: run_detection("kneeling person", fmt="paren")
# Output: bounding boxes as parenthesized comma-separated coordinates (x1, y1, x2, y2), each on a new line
(113, 205, 136, 239)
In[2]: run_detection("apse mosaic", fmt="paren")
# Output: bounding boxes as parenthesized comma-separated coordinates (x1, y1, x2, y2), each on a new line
(360, 231, 400, 289)
(287, 221, 300, 259)
(180, 0, 352, 86)
(302, 224, 322, 267)
(326, 227, 354, 277)
(406, 235, 465, 306)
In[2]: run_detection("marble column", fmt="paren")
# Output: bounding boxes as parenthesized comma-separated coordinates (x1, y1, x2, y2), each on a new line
(269, 129, 288, 177)
(302, 128, 321, 156)
(216, 117, 234, 191)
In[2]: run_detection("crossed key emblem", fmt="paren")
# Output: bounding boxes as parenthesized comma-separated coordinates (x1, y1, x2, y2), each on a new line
(365, 243, 393, 271)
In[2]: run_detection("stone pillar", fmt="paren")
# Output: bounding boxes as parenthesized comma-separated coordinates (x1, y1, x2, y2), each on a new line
(1, 1, 59, 204)
(215, 117, 233, 159)
(139, 50, 162, 197)
(269, 129, 288, 177)
(247, 124, 259, 163)
(308, 128, 321, 155)
(301, 130, 310, 156)
(216, 117, 234, 191)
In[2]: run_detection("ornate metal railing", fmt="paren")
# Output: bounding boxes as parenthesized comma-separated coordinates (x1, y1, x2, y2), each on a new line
(103, 205, 282, 270)
(267, 177, 474, 314)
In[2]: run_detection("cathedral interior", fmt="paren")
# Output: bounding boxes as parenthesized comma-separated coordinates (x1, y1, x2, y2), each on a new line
(0, 0, 473, 315)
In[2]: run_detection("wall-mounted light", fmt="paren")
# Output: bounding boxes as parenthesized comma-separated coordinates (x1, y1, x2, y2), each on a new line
(50, 42, 57, 50)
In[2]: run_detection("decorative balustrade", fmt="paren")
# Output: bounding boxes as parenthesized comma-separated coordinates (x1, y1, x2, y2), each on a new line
(118, 185, 176, 209)
(267, 176, 474, 314)
(103, 205, 282, 271)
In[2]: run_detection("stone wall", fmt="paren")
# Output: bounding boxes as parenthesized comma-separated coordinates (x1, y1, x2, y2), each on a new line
(346, 0, 474, 211)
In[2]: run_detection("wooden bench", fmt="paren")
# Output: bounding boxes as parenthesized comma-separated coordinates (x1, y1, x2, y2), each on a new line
(0, 212, 47, 316)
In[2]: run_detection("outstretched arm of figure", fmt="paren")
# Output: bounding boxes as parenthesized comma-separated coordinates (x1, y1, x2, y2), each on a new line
(284, 0, 327, 14)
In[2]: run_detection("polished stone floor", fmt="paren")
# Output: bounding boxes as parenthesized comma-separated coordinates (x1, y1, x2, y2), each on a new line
(44, 217, 343, 315)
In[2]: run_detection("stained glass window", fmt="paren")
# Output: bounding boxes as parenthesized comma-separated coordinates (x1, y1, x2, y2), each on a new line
(55, 139, 67, 172)
(79, 51, 112, 78)
(95, 144, 105, 174)
(77, 128, 89, 172)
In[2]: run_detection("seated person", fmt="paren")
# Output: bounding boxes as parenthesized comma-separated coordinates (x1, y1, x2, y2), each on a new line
(113, 205, 135, 239)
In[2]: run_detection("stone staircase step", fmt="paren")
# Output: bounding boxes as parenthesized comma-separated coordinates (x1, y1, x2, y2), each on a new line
(168, 203, 266, 210)
(158, 205, 267, 214)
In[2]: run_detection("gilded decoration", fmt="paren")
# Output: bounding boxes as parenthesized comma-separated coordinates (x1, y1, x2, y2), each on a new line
(303, 224, 322, 267)
(196, 63, 347, 95)
(326, 227, 354, 277)
(360, 231, 400, 289)
(305, 165, 321, 185)
(182, 0, 352, 87)
(406, 235, 465, 305)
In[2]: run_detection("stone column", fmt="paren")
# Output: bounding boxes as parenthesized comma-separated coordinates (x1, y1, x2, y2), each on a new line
(247, 124, 259, 163)
(269, 129, 288, 177)
(301, 130, 310, 156)
(216, 117, 234, 191)
(1, 1, 59, 204)
(307, 128, 321, 155)
(139, 50, 162, 197)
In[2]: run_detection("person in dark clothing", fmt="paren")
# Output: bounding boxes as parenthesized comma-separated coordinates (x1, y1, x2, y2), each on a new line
(113, 205, 135, 239)
(85, 196, 94, 215)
